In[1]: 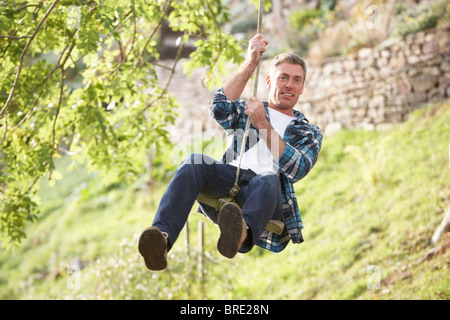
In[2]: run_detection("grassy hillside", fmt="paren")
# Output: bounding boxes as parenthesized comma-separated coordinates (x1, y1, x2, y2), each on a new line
(1, 100, 449, 300)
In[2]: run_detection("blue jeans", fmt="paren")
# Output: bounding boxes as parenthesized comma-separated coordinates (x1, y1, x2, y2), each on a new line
(152, 153, 282, 253)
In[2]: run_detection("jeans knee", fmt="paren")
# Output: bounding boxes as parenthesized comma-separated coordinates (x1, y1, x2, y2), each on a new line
(178, 153, 217, 179)
(251, 172, 280, 192)
(181, 153, 216, 166)
(181, 153, 199, 165)
(260, 172, 280, 186)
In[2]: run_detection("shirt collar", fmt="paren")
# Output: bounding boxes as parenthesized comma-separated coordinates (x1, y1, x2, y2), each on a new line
(263, 101, 309, 124)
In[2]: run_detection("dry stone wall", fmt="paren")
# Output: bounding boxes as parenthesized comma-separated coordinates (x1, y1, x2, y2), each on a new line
(295, 24, 450, 135)
(162, 24, 450, 145)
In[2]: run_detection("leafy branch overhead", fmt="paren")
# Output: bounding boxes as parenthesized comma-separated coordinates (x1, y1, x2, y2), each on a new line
(0, 0, 244, 247)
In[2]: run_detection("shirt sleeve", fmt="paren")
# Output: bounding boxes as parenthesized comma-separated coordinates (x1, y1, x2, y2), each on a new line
(278, 123, 323, 183)
(210, 87, 246, 130)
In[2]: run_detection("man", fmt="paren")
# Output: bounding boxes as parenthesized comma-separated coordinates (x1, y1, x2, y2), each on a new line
(138, 34, 322, 271)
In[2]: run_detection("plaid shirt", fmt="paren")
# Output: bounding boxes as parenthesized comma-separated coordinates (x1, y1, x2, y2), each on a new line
(211, 88, 323, 252)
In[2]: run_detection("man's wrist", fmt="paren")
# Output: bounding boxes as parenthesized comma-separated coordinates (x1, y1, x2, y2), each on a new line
(241, 56, 259, 74)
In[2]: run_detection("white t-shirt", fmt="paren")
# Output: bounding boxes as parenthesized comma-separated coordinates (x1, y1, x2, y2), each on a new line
(229, 108, 295, 174)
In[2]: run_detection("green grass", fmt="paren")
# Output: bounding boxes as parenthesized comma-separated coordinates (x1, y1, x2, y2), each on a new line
(1, 100, 449, 300)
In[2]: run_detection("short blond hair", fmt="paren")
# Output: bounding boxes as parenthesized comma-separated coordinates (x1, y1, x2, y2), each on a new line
(270, 53, 307, 84)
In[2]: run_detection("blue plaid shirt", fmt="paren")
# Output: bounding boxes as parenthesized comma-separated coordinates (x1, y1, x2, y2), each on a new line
(211, 88, 323, 252)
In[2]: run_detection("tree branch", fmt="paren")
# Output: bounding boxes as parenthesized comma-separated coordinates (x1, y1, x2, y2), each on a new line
(128, 32, 187, 130)
(100, 13, 137, 80)
(0, 0, 61, 118)
(0, 35, 31, 40)
(51, 67, 64, 151)
(10, 37, 76, 131)
(204, 0, 223, 84)
(0, 114, 7, 147)
(44, 36, 77, 81)
(137, 0, 172, 66)
(14, 3, 42, 12)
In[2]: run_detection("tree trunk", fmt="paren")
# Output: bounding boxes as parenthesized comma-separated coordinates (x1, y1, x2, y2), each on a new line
(431, 206, 450, 245)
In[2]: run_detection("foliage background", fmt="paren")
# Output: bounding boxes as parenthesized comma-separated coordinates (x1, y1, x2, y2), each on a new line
(0, 0, 243, 247)
(1, 0, 449, 300)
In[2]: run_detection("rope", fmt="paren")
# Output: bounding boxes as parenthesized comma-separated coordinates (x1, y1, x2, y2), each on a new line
(218, 0, 264, 211)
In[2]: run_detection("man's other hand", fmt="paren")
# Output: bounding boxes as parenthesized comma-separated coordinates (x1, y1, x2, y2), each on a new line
(248, 34, 268, 64)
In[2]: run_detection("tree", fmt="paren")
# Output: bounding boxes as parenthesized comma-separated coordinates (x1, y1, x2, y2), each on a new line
(0, 0, 243, 248)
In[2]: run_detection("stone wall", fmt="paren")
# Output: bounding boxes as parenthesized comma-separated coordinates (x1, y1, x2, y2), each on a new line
(295, 23, 450, 135)
(163, 24, 450, 144)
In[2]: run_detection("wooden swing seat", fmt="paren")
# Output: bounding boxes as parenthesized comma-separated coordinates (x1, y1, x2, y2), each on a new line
(196, 193, 285, 236)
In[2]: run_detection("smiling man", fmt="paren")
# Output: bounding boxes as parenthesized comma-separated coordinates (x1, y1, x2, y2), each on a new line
(138, 34, 322, 271)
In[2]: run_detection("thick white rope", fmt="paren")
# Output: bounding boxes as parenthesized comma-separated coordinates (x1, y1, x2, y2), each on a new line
(219, 0, 264, 209)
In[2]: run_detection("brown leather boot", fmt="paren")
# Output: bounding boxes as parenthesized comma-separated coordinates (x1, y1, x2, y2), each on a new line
(138, 226, 168, 271)
(217, 202, 248, 259)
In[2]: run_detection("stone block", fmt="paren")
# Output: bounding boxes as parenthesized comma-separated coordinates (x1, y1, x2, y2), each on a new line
(363, 67, 378, 80)
(343, 59, 357, 71)
(384, 111, 404, 123)
(388, 95, 408, 106)
(324, 122, 342, 136)
(376, 57, 388, 68)
(427, 86, 446, 102)
(323, 63, 334, 75)
(358, 47, 373, 59)
(381, 49, 391, 58)
(410, 43, 422, 55)
(423, 66, 440, 76)
(367, 107, 385, 124)
(405, 33, 415, 45)
(406, 92, 427, 105)
(407, 54, 421, 65)
(353, 106, 367, 118)
(441, 60, 450, 72)
(348, 97, 359, 108)
(415, 31, 425, 44)
(379, 66, 393, 77)
(321, 110, 335, 123)
(359, 95, 369, 108)
(389, 56, 406, 69)
(368, 95, 386, 109)
(395, 76, 412, 94)
(410, 74, 438, 92)
(422, 41, 439, 55)
(425, 33, 435, 42)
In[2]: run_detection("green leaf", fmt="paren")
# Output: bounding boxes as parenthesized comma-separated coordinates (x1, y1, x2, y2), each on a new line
(0, 15, 10, 31)
(0, 0, 243, 247)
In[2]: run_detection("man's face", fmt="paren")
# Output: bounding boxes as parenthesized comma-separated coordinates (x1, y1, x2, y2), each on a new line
(266, 63, 304, 110)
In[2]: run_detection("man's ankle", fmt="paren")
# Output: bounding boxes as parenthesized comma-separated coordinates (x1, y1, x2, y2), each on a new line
(239, 219, 249, 248)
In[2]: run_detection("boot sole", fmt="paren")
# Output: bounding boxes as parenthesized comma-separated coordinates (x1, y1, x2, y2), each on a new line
(138, 227, 167, 271)
(217, 202, 243, 259)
